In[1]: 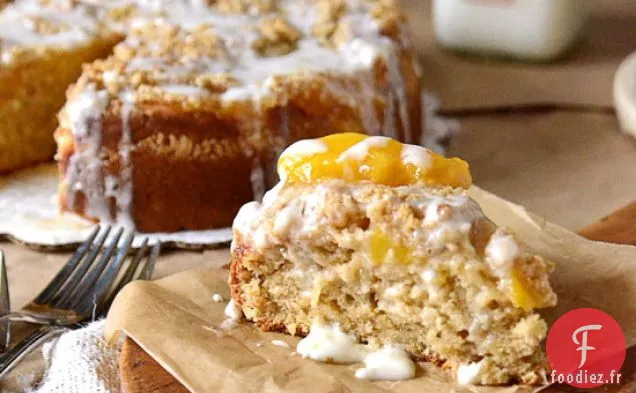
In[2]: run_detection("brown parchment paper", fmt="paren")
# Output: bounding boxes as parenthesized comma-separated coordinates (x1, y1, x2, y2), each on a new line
(448, 111, 636, 231)
(406, 0, 636, 111)
(104, 186, 636, 393)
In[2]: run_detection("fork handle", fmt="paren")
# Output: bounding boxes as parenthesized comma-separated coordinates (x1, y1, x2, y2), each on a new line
(0, 325, 66, 379)
(0, 313, 55, 325)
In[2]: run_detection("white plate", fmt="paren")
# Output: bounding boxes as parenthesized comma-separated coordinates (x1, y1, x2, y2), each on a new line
(0, 164, 232, 250)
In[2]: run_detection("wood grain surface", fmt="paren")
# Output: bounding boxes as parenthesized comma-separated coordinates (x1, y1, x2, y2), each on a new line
(120, 337, 189, 393)
(119, 203, 636, 393)
(579, 202, 636, 246)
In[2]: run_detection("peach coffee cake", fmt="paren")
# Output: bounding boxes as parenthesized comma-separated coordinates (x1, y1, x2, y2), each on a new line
(0, 0, 422, 232)
(229, 133, 557, 384)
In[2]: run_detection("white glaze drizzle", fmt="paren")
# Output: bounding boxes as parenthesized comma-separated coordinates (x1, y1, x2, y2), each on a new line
(355, 345, 416, 381)
(457, 360, 484, 384)
(335, 136, 392, 163)
(63, 84, 111, 222)
(116, 92, 135, 229)
(212, 293, 224, 302)
(37, 0, 417, 229)
(271, 339, 291, 349)
(296, 322, 416, 381)
(401, 144, 432, 168)
(297, 322, 365, 363)
(224, 298, 244, 321)
(0, 0, 101, 64)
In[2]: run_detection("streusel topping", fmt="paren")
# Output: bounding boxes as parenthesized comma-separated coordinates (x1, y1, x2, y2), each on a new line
(0, 0, 105, 64)
(54, 0, 412, 230)
(54, 0, 403, 109)
(252, 15, 301, 57)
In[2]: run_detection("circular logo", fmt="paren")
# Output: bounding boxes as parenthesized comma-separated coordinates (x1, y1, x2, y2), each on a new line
(546, 308, 626, 388)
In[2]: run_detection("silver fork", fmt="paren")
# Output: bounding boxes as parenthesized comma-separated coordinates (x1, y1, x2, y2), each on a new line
(0, 226, 159, 377)
(0, 226, 157, 325)
(0, 251, 10, 352)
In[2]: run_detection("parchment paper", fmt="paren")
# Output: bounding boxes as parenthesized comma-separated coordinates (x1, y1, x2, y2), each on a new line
(407, 0, 636, 111)
(104, 186, 636, 393)
(448, 111, 636, 231)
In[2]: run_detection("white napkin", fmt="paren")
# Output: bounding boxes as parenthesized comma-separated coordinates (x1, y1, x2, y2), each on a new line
(4, 321, 121, 393)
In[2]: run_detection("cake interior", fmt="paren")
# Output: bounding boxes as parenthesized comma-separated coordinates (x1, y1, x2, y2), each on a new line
(0, 37, 120, 173)
(231, 180, 556, 384)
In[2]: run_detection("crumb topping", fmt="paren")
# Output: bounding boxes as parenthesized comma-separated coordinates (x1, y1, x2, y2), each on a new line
(312, 0, 347, 47)
(75, 22, 239, 99)
(252, 15, 301, 57)
(47, 0, 408, 115)
(214, 0, 277, 14)
(0, 0, 106, 64)
(106, 4, 141, 25)
(118, 23, 225, 63)
(368, 0, 403, 34)
(1, 0, 404, 66)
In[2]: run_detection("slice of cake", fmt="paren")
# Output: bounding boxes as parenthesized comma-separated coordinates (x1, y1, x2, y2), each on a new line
(0, 0, 121, 173)
(229, 133, 557, 385)
(54, 0, 422, 232)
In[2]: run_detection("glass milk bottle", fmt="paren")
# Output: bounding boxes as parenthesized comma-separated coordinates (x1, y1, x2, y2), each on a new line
(433, 0, 590, 62)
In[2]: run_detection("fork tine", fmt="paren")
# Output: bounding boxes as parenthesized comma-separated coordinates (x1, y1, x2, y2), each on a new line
(120, 238, 149, 287)
(59, 227, 124, 310)
(0, 251, 10, 352)
(75, 232, 134, 318)
(46, 226, 111, 307)
(96, 238, 149, 317)
(34, 226, 101, 304)
(138, 242, 160, 281)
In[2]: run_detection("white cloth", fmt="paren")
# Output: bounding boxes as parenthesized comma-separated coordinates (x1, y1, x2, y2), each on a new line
(18, 321, 121, 393)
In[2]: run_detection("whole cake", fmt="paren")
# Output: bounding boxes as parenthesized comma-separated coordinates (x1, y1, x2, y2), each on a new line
(0, 0, 421, 231)
(229, 133, 557, 384)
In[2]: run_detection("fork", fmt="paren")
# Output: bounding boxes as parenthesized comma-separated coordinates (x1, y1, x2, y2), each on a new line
(0, 226, 158, 325)
(0, 251, 10, 352)
(0, 225, 159, 377)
